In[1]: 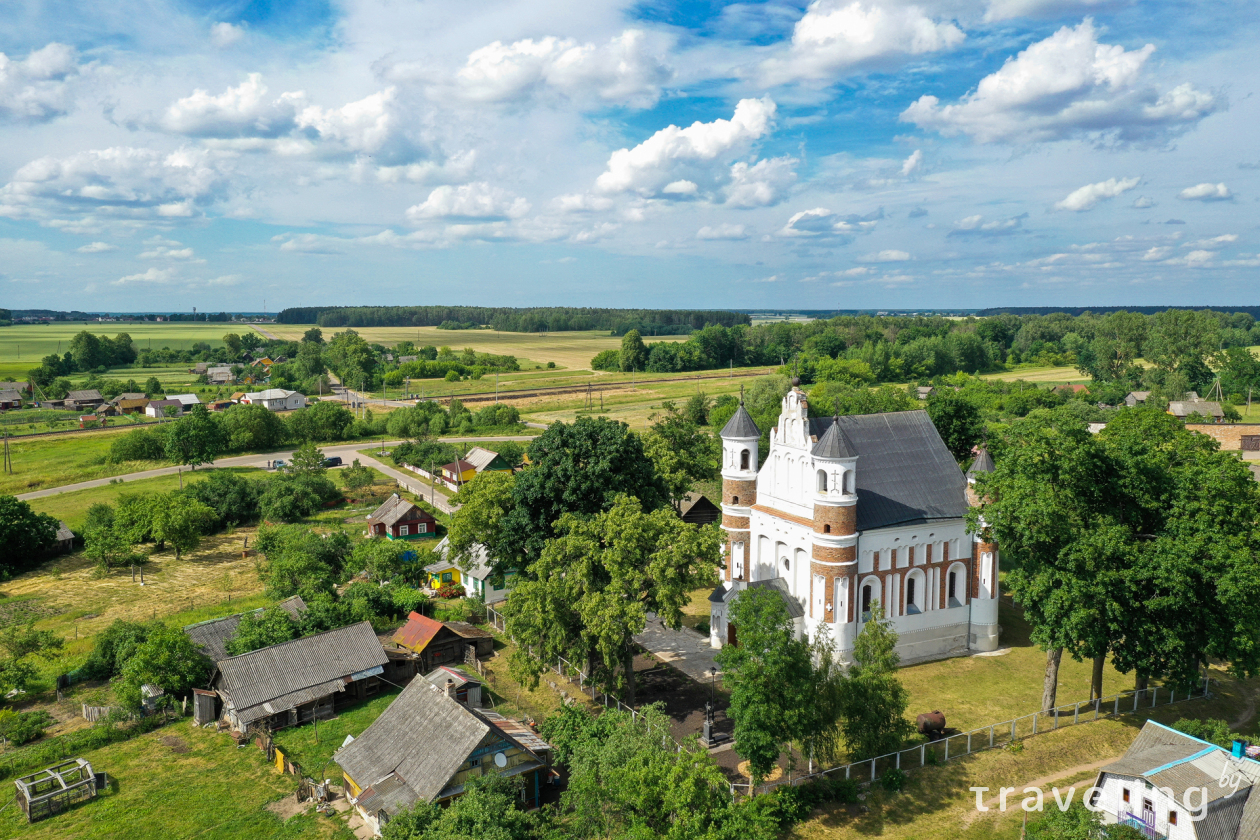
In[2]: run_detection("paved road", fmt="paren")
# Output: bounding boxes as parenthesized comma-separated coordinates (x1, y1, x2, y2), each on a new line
(250, 324, 280, 340)
(15, 436, 534, 503)
(634, 613, 721, 683)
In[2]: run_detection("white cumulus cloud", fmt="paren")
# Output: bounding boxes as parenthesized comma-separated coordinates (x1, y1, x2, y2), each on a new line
(901, 19, 1217, 144)
(595, 97, 776, 197)
(1178, 182, 1232, 201)
(1054, 176, 1140, 211)
(725, 157, 797, 207)
(984, 0, 1123, 23)
(451, 29, 671, 109)
(161, 74, 301, 138)
(760, 2, 964, 86)
(948, 213, 1027, 236)
(210, 22, 245, 48)
(0, 43, 83, 123)
(696, 223, 749, 240)
(900, 149, 923, 177)
(859, 249, 911, 262)
(1132, 196, 1155, 208)
(77, 241, 116, 253)
(779, 206, 882, 238)
(406, 182, 530, 221)
(114, 267, 174, 285)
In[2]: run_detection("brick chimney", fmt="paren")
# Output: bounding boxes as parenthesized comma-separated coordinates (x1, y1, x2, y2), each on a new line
(445, 679, 457, 701)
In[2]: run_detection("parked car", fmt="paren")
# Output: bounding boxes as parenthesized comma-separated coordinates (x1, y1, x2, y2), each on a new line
(272, 459, 286, 470)
(324, 456, 343, 468)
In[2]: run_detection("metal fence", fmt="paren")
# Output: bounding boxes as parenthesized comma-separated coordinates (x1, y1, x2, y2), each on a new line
(732, 679, 1211, 797)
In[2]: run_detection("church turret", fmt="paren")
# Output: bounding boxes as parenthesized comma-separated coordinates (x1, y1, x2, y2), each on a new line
(809, 418, 859, 651)
(966, 447, 1000, 651)
(719, 397, 760, 583)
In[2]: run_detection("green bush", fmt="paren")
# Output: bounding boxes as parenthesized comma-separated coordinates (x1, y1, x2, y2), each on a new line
(83, 619, 153, 679)
(390, 586, 430, 616)
(827, 775, 860, 804)
(879, 767, 906, 792)
(108, 428, 166, 463)
(0, 710, 55, 746)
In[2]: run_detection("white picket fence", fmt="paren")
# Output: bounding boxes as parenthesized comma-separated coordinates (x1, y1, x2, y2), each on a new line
(733, 679, 1211, 797)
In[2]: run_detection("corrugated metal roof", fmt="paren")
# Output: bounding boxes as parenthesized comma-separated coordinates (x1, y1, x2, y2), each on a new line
(427, 536, 493, 581)
(721, 403, 760, 439)
(66, 389, 103, 401)
(215, 621, 386, 724)
(185, 596, 307, 662)
(463, 447, 501, 472)
(483, 711, 551, 753)
(424, 665, 481, 688)
(392, 611, 445, 654)
(807, 410, 967, 531)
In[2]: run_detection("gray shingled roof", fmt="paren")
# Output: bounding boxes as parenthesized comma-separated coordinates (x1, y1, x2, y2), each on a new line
(721, 403, 760, 439)
(66, 389, 103, 401)
(807, 410, 967, 531)
(967, 448, 995, 476)
(812, 419, 855, 459)
(335, 677, 491, 807)
(185, 596, 307, 662)
(367, 493, 432, 528)
(215, 621, 387, 725)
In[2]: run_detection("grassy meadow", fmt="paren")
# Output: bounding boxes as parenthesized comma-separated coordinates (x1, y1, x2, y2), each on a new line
(0, 321, 235, 381)
(0, 428, 170, 498)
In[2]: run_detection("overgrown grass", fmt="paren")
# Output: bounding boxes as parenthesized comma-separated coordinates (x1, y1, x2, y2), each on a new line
(0, 430, 169, 497)
(0, 719, 353, 840)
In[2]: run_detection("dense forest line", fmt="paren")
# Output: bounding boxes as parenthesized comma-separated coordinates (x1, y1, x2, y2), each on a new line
(978, 305, 1260, 317)
(274, 305, 750, 333)
(593, 310, 1260, 404)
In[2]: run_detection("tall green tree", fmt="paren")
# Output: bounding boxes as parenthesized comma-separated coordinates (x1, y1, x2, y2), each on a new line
(716, 586, 844, 782)
(0, 496, 60, 576)
(288, 442, 327, 475)
(506, 494, 720, 704)
(620, 329, 648, 372)
(381, 774, 545, 840)
(640, 401, 720, 513)
(84, 523, 139, 573)
(117, 625, 212, 711)
(925, 389, 984, 460)
(493, 416, 668, 572)
(150, 494, 217, 560)
(0, 624, 64, 697)
(225, 606, 299, 655)
(838, 603, 913, 760)
(164, 404, 226, 469)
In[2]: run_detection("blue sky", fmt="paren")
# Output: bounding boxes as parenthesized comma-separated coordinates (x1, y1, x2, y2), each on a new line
(0, 0, 1256, 311)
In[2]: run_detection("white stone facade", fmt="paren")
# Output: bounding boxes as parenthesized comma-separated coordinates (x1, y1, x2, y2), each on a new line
(709, 386, 1000, 665)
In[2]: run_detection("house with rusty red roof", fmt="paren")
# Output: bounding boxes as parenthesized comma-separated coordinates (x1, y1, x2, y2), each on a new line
(391, 612, 468, 672)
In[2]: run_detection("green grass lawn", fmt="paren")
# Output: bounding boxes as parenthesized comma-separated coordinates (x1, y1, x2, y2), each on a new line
(0, 322, 235, 382)
(0, 720, 353, 840)
(0, 429, 169, 498)
(273, 687, 404, 778)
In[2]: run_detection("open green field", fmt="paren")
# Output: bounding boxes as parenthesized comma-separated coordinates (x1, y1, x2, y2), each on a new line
(0, 322, 235, 381)
(0, 428, 170, 498)
(0, 720, 351, 840)
(267, 324, 688, 371)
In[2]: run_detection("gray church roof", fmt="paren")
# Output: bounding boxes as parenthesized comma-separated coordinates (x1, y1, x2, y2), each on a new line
(720, 403, 760, 439)
(807, 410, 967, 531)
(967, 448, 995, 476)
(812, 418, 855, 459)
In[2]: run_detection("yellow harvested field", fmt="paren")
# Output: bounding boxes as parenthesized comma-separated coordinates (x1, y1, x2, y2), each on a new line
(980, 365, 1089, 384)
(0, 529, 265, 639)
(266, 325, 688, 370)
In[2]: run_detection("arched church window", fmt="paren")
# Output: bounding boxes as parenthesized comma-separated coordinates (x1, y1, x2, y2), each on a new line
(783, 556, 790, 571)
(861, 584, 872, 619)
(732, 496, 739, 505)
(948, 571, 957, 601)
(740, 450, 749, 470)
(906, 577, 916, 609)
(817, 470, 828, 492)
(823, 524, 831, 534)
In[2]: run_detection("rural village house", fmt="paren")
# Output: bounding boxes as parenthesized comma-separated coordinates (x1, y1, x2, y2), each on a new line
(0, 389, 22, 410)
(422, 665, 483, 710)
(167, 393, 202, 408)
(1125, 391, 1151, 407)
(1168, 397, 1225, 422)
(145, 399, 183, 418)
(425, 537, 513, 602)
(1093, 719, 1260, 838)
(366, 494, 437, 540)
(440, 459, 477, 487)
(462, 445, 513, 474)
(184, 596, 308, 662)
(64, 389, 104, 410)
(391, 612, 471, 672)
(240, 388, 307, 411)
(334, 675, 554, 836)
(679, 491, 721, 526)
(210, 621, 388, 733)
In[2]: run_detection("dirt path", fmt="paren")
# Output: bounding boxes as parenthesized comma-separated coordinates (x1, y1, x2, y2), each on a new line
(1230, 687, 1257, 731)
(963, 755, 1119, 825)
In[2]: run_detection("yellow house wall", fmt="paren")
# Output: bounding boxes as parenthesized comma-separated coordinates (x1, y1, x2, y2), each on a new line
(449, 745, 530, 788)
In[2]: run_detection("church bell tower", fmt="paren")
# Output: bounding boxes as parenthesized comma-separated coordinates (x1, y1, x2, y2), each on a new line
(719, 394, 760, 582)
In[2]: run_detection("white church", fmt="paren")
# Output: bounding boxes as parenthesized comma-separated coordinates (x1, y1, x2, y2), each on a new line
(708, 380, 1000, 665)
